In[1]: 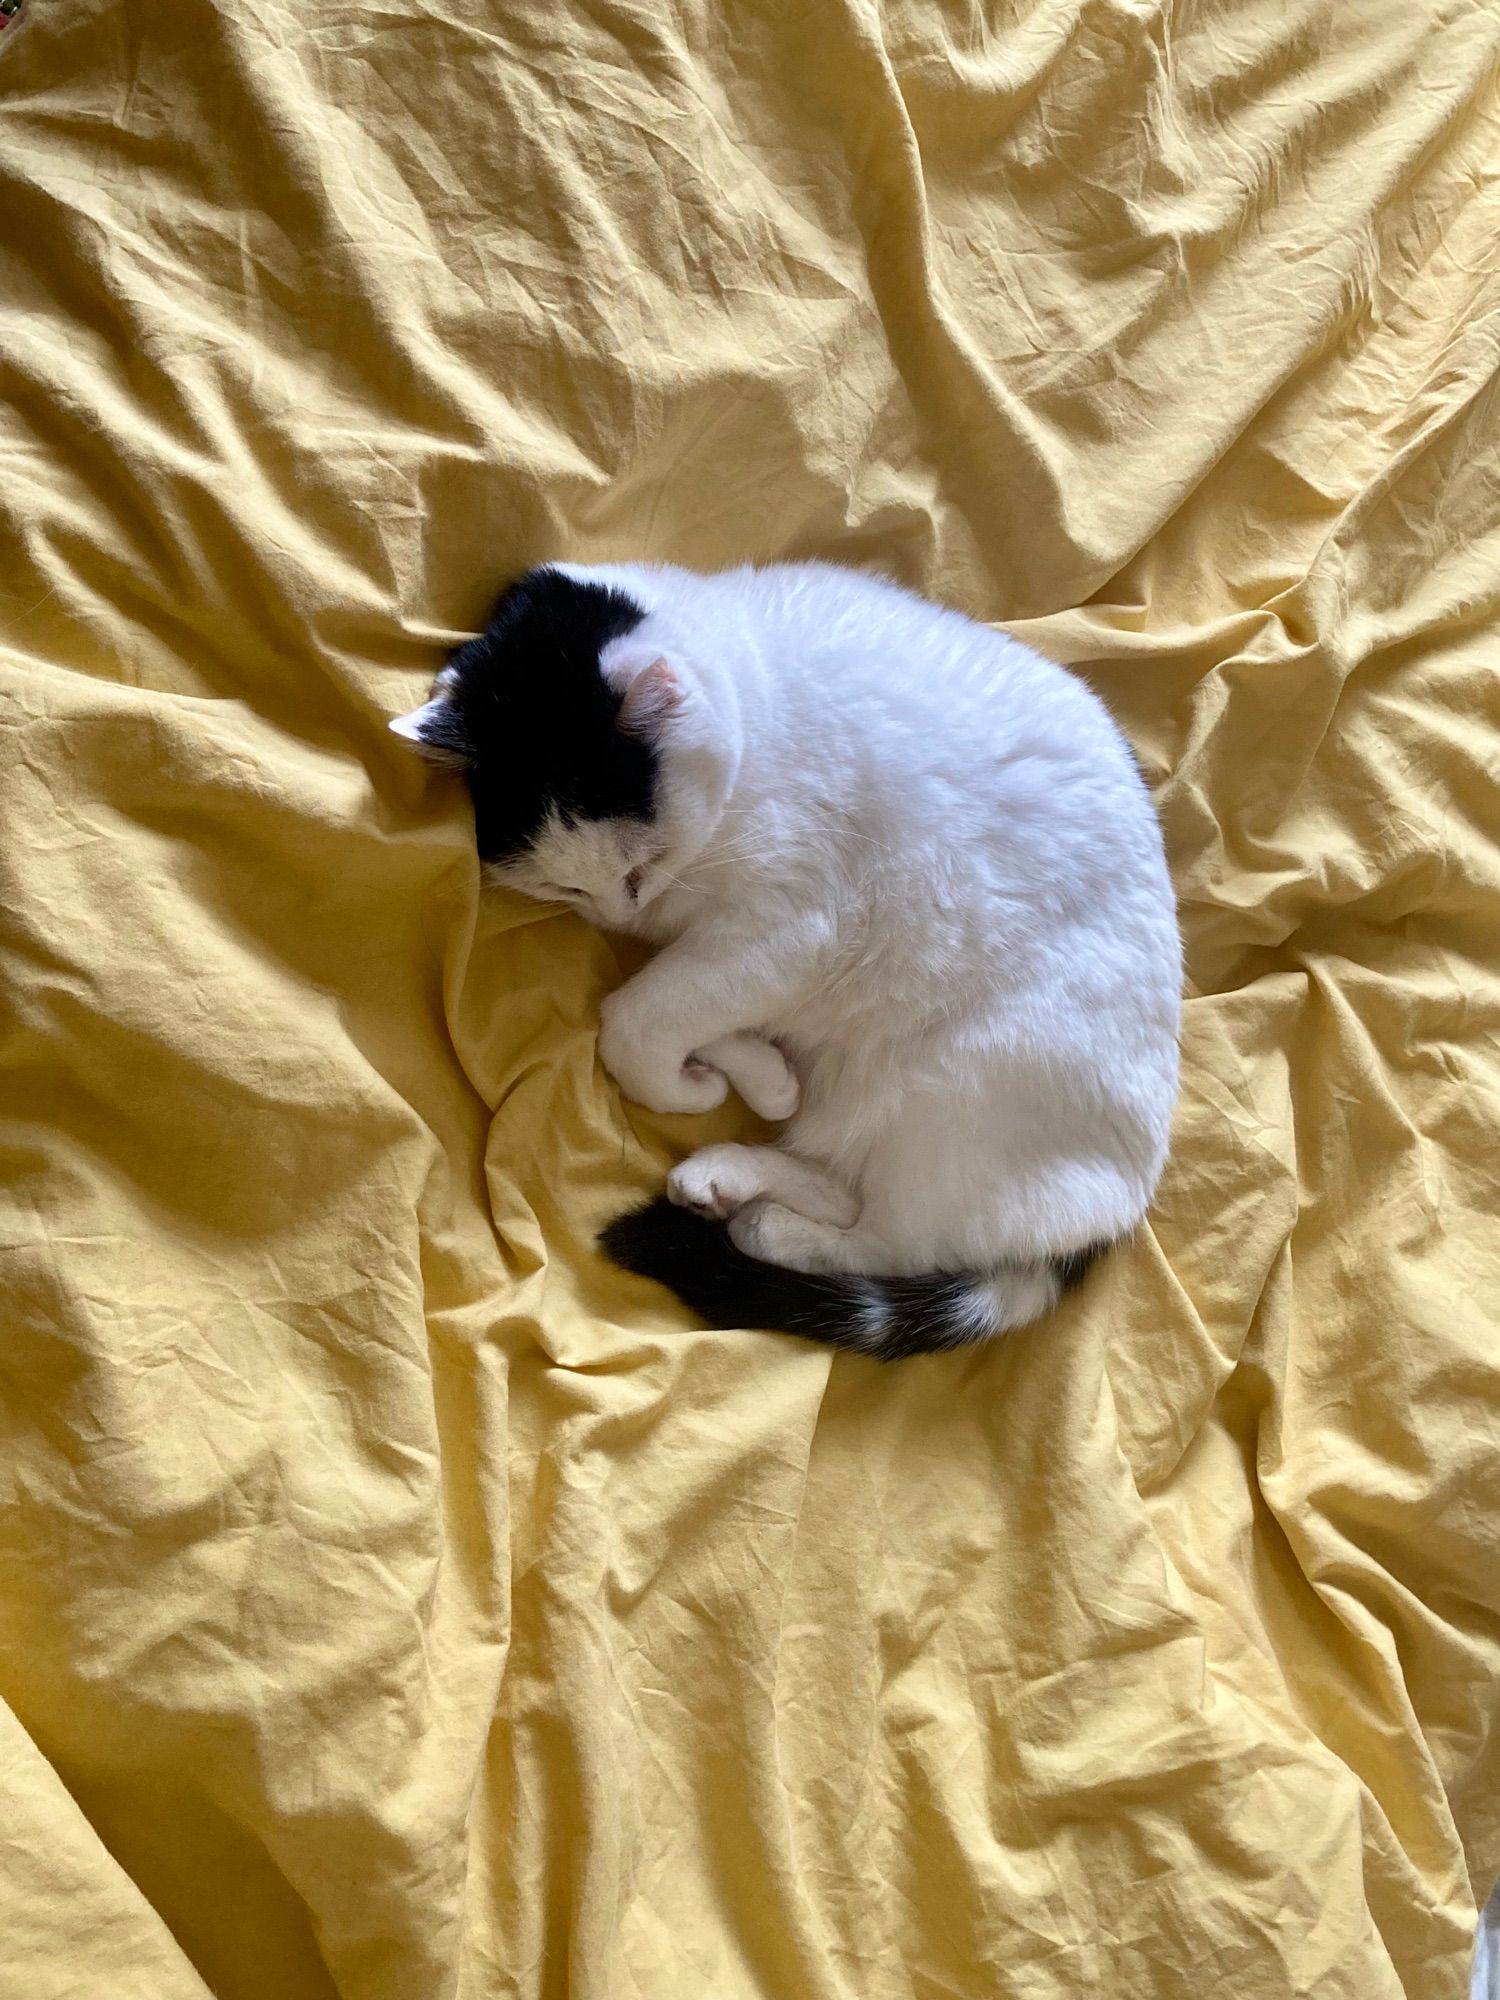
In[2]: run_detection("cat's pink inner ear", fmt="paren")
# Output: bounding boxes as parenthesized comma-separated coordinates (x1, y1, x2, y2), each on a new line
(618, 658, 681, 739)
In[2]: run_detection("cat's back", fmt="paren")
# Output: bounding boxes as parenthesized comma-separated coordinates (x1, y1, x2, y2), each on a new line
(601, 557, 1153, 861)
(701, 564, 1132, 795)
(725, 565, 1176, 1004)
(711, 561, 973, 676)
(608, 559, 962, 668)
(690, 564, 1112, 743)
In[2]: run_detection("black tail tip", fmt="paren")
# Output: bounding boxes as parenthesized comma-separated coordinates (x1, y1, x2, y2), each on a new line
(598, 1195, 714, 1282)
(599, 1195, 857, 1343)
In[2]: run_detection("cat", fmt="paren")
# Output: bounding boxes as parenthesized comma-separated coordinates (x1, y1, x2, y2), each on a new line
(391, 561, 1181, 1360)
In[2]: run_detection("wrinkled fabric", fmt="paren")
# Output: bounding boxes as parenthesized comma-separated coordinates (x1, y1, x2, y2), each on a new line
(1, 1, 1498, 1995)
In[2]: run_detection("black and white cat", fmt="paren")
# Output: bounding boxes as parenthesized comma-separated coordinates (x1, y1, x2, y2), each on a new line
(392, 561, 1180, 1359)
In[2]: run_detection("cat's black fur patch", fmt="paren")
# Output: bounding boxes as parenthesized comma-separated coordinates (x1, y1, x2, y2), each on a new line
(421, 567, 654, 863)
(601, 1198, 1110, 1360)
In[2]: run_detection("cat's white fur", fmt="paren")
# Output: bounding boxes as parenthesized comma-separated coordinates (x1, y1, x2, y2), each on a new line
(466, 560, 1180, 1341)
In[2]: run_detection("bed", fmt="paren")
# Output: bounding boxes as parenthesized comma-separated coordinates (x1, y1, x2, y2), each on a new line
(1, 1, 1497, 1994)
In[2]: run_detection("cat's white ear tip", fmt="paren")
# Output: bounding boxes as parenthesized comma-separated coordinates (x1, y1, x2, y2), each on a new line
(391, 694, 451, 745)
(390, 697, 470, 768)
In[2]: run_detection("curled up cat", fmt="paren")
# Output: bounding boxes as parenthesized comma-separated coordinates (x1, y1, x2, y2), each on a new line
(392, 561, 1181, 1361)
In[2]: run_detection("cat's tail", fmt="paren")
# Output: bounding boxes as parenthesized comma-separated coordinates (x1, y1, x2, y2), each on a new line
(599, 1198, 1103, 1360)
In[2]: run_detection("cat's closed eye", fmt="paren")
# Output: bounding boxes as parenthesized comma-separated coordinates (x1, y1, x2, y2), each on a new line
(625, 867, 645, 900)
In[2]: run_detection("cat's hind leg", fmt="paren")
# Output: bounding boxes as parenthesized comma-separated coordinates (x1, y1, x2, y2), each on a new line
(728, 1202, 895, 1276)
(668, 1144, 858, 1228)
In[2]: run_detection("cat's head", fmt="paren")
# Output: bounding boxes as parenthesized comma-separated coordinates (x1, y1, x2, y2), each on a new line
(390, 565, 717, 928)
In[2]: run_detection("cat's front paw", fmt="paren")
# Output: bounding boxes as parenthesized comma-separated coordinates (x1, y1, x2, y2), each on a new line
(599, 1026, 729, 1117)
(692, 1032, 800, 1122)
(618, 1057, 729, 1117)
(752, 1060, 801, 1123)
(669, 1058, 731, 1114)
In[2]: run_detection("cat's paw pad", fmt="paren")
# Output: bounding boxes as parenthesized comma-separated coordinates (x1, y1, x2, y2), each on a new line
(667, 1149, 762, 1219)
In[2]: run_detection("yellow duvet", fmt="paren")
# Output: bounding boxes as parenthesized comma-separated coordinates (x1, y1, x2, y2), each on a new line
(2, 1, 1497, 1994)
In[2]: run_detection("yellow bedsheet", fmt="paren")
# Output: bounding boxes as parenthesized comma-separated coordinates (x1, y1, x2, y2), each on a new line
(2, 1, 1497, 1994)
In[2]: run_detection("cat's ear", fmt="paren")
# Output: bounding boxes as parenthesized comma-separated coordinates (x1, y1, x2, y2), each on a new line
(389, 698, 470, 767)
(617, 658, 681, 741)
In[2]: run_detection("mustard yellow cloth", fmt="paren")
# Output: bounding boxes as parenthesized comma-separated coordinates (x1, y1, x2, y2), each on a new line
(1, 2, 1497, 1995)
